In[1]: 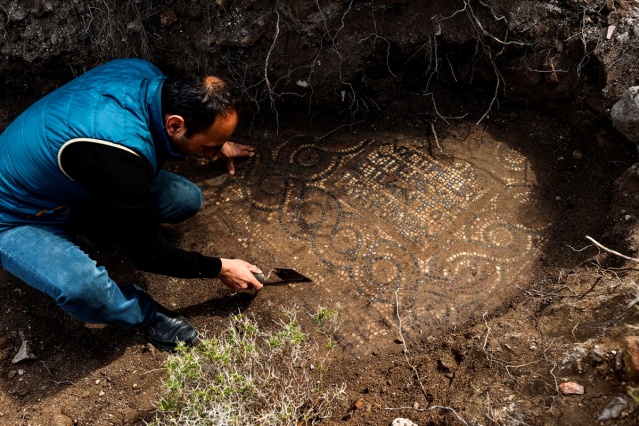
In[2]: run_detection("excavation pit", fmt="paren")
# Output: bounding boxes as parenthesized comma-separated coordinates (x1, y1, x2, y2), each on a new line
(187, 123, 562, 352)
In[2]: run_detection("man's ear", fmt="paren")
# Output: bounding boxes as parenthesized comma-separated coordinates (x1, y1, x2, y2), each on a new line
(165, 115, 186, 137)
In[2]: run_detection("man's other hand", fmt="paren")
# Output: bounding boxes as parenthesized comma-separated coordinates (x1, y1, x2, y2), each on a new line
(218, 258, 263, 291)
(219, 142, 255, 176)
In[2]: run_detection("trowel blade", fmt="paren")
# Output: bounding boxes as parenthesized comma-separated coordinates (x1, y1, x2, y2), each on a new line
(254, 268, 312, 284)
(270, 268, 312, 283)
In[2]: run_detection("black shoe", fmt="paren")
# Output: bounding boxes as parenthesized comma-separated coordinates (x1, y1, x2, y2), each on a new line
(138, 306, 199, 351)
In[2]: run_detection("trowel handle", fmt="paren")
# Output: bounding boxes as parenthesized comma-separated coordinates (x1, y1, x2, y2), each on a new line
(253, 272, 266, 284)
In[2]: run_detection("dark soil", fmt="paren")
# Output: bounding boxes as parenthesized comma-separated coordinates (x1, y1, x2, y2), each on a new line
(2, 1, 639, 425)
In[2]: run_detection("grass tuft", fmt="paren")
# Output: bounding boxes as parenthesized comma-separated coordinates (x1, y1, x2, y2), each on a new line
(149, 309, 346, 425)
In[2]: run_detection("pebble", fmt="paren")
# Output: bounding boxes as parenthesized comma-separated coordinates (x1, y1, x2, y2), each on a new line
(611, 86, 639, 144)
(564, 345, 587, 373)
(50, 413, 74, 426)
(598, 396, 628, 421)
(588, 345, 605, 363)
(559, 381, 584, 395)
(615, 351, 624, 372)
(12, 340, 37, 364)
(439, 354, 457, 373)
(392, 419, 417, 426)
(624, 336, 639, 380)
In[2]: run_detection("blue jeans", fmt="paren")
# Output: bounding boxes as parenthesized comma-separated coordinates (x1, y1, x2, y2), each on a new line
(0, 171, 203, 328)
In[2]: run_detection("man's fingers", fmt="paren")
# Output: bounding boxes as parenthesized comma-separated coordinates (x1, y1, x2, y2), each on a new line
(239, 145, 255, 156)
(218, 258, 264, 291)
(249, 278, 263, 291)
(228, 277, 262, 292)
(225, 157, 235, 175)
(221, 141, 255, 158)
(219, 142, 256, 175)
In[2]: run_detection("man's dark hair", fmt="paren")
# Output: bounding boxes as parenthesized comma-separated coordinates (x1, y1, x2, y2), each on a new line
(161, 75, 241, 137)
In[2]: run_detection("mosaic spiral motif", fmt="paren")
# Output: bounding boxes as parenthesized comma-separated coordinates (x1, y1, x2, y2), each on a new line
(201, 133, 548, 351)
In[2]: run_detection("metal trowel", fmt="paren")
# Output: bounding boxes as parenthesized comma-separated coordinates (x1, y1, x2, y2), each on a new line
(253, 268, 312, 285)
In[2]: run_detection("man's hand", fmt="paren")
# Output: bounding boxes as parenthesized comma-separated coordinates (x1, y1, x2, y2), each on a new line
(218, 258, 263, 291)
(219, 141, 255, 176)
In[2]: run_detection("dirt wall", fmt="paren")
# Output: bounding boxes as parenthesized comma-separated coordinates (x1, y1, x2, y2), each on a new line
(1, 0, 638, 128)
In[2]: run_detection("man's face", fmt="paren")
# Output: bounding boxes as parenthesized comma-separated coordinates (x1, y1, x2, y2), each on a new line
(168, 110, 239, 158)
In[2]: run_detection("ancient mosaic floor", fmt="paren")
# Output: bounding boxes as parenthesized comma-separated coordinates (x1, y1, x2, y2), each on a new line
(197, 131, 548, 351)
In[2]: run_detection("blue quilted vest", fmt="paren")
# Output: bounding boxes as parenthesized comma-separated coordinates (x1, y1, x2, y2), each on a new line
(0, 59, 180, 229)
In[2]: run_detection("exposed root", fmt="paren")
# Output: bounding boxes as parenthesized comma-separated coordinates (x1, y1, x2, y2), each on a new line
(481, 313, 542, 381)
(607, 45, 639, 70)
(358, 3, 397, 78)
(585, 235, 639, 263)
(580, 236, 639, 309)
(436, 0, 530, 125)
(391, 288, 470, 425)
(476, 51, 503, 125)
(264, 3, 282, 132)
(431, 123, 442, 152)
(567, 1, 610, 80)
(81, 0, 158, 60)
(385, 406, 469, 426)
(393, 288, 428, 398)
(418, 92, 469, 125)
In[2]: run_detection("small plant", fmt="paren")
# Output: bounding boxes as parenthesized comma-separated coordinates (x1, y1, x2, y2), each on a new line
(313, 307, 338, 328)
(149, 309, 346, 425)
(312, 306, 341, 349)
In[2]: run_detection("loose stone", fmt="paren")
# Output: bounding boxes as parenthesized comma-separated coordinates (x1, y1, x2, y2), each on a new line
(12, 340, 37, 364)
(559, 381, 584, 395)
(597, 396, 628, 421)
(391, 419, 417, 426)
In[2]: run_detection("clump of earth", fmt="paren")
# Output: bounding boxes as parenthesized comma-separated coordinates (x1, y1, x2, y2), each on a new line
(2, 1, 639, 425)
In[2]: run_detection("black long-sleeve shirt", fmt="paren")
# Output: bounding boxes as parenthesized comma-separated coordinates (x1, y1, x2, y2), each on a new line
(60, 142, 222, 278)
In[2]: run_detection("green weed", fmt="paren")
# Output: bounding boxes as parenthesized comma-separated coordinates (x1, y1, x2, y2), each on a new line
(149, 309, 346, 426)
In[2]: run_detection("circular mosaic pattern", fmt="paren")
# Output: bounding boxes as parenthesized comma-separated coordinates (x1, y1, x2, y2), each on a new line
(228, 133, 547, 349)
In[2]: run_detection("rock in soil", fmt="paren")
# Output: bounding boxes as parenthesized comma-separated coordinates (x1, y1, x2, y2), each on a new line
(598, 396, 629, 421)
(624, 336, 639, 380)
(559, 381, 585, 395)
(11, 340, 36, 364)
(611, 86, 639, 144)
(50, 413, 74, 426)
(391, 419, 417, 426)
